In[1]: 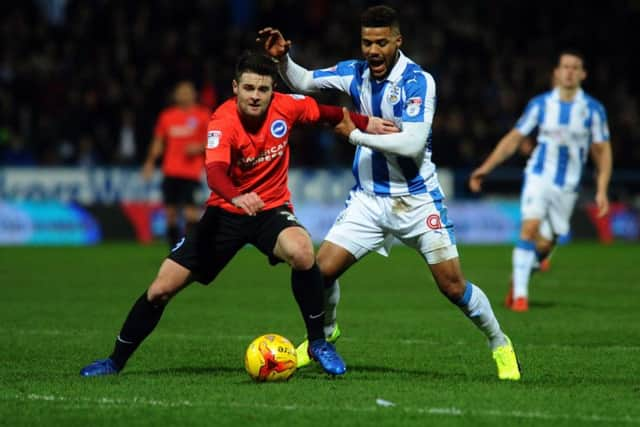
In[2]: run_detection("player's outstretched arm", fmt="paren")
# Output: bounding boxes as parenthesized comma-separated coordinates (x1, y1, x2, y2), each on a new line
(469, 129, 525, 193)
(590, 141, 612, 217)
(317, 104, 399, 134)
(333, 108, 428, 157)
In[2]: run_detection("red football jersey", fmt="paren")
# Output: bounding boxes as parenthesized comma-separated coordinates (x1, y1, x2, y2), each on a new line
(205, 93, 320, 214)
(154, 105, 211, 180)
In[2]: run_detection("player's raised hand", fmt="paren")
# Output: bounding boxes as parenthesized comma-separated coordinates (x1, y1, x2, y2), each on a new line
(468, 168, 488, 193)
(232, 192, 265, 216)
(334, 107, 357, 138)
(367, 117, 400, 134)
(257, 27, 291, 59)
(595, 191, 610, 218)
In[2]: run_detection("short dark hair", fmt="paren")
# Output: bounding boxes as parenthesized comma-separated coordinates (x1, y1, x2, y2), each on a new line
(361, 5, 400, 31)
(558, 49, 586, 68)
(235, 51, 278, 82)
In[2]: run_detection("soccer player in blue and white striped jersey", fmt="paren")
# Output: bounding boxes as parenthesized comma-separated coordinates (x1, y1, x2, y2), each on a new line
(469, 51, 613, 312)
(259, 5, 521, 380)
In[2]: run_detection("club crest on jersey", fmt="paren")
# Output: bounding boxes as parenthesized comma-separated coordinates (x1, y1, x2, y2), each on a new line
(207, 130, 221, 148)
(270, 119, 288, 138)
(387, 84, 401, 105)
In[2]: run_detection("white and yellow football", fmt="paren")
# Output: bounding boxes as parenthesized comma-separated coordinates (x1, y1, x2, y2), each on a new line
(244, 333, 297, 382)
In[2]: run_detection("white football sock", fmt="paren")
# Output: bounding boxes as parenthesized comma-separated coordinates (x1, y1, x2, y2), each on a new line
(323, 279, 340, 337)
(458, 282, 507, 350)
(512, 240, 536, 299)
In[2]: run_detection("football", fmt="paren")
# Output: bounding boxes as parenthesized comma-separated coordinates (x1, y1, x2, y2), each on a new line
(244, 333, 297, 382)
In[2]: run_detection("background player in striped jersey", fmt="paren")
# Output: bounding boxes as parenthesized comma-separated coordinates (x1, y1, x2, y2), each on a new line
(259, 5, 521, 380)
(142, 81, 210, 248)
(79, 52, 397, 378)
(469, 51, 612, 312)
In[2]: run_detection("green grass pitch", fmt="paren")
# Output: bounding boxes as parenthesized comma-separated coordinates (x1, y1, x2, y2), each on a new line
(1, 242, 639, 426)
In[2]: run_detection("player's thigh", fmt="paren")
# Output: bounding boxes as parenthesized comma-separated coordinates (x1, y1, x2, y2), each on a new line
(253, 205, 310, 266)
(547, 191, 578, 236)
(324, 191, 388, 259)
(168, 206, 245, 284)
(520, 176, 549, 221)
(393, 195, 459, 265)
(273, 226, 315, 270)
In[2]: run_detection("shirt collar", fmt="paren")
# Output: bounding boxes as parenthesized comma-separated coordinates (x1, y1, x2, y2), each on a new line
(364, 50, 410, 84)
(551, 87, 584, 102)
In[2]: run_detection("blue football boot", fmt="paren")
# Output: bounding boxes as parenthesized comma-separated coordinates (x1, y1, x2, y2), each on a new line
(80, 358, 120, 377)
(308, 339, 346, 376)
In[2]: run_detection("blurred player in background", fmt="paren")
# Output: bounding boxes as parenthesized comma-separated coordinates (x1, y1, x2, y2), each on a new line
(469, 51, 612, 312)
(259, 5, 521, 380)
(80, 52, 398, 378)
(142, 81, 210, 248)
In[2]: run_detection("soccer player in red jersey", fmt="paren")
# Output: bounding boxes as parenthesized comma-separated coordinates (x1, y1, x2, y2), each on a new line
(80, 52, 398, 377)
(142, 81, 211, 248)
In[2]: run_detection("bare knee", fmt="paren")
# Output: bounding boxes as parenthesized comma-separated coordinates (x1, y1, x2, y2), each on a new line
(285, 240, 315, 271)
(146, 259, 192, 303)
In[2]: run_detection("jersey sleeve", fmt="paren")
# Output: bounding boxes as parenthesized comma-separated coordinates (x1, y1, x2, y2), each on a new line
(515, 97, 542, 135)
(205, 119, 234, 167)
(402, 71, 436, 124)
(590, 101, 610, 143)
(281, 94, 320, 124)
(153, 111, 168, 139)
(310, 60, 360, 93)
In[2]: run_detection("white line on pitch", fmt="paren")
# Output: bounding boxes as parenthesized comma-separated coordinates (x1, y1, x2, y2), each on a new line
(4, 393, 639, 424)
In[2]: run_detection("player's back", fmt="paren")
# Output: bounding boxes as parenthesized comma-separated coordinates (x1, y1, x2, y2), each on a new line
(517, 88, 609, 191)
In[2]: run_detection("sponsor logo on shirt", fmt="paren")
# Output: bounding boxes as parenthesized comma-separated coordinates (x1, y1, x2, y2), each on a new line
(169, 124, 198, 138)
(237, 140, 289, 169)
(207, 130, 221, 148)
(288, 94, 306, 100)
(270, 119, 288, 138)
(406, 97, 422, 117)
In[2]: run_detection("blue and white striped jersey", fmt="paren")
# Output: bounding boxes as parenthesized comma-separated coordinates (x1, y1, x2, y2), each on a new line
(516, 88, 610, 191)
(311, 51, 441, 198)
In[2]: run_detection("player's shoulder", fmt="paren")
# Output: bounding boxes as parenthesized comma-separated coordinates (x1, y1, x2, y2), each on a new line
(580, 90, 606, 111)
(272, 92, 316, 112)
(316, 59, 367, 78)
(528, 90, 554, 106)
(399, 58, 435, 93)
(209, 100, 237, 127)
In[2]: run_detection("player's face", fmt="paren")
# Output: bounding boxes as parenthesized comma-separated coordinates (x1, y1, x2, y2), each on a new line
(554, 54, 586, 90)
(361, 26, 402, 80)
(174, 83, 196, 107)
(233, 72, 274, 118)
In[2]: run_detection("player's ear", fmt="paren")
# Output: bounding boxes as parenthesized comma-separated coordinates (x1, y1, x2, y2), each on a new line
(396, 34, 403, 48)
(232, 80, 238, 95)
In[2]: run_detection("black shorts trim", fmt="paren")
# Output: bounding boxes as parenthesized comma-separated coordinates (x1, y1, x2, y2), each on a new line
(167, 204, 305, 284)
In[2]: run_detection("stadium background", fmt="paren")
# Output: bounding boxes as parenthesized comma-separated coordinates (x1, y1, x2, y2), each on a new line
(1, 0, 639, 244)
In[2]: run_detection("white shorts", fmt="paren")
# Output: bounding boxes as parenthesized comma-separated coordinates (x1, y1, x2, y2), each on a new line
(324, 190, 459, 264)
(521, 174, 578, 237)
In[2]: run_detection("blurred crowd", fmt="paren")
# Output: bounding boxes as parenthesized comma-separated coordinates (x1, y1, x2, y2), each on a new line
(1, 0, 639, 170)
